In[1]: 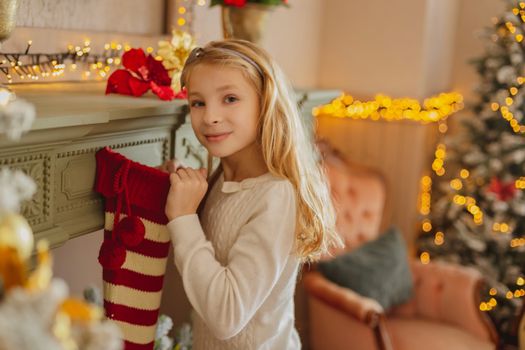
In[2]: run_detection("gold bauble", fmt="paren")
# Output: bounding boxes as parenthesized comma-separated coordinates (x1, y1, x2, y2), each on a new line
(0, 246, 26, 290)
(0, 0, 19, 43)
(0, 212, 34, 261)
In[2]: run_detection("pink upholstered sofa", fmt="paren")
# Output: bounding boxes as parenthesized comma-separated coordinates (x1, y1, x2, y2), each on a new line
(303, 142, 498, 350)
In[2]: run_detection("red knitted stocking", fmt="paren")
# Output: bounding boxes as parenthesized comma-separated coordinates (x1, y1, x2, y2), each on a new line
(95, 147, 171, 350)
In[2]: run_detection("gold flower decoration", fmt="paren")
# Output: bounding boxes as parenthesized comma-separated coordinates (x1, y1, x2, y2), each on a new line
(157, 29, 197, 93)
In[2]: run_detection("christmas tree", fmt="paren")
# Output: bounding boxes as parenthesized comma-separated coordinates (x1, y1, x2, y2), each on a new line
(418, 0, 525, 347)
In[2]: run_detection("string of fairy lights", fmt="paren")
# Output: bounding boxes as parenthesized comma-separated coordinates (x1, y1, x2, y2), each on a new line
(419, 132, 525, 309)
(419, 120, 525, 308)
(312, 92, 464, 123)
(314, 90, 525, 311)
(491, 2, 525, 134)
(0, 40, 127, 83)
(0, 0, 207, 84)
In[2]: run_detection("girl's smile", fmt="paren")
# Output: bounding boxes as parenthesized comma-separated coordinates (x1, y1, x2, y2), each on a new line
(204, 131, 233, 143)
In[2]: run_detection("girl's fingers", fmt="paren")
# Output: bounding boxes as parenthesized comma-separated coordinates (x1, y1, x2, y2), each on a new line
(176, 168, 191, 180)
(167, 161, 178, 173)
(169, 172, 180, 184)
(178, 167, 201, 181)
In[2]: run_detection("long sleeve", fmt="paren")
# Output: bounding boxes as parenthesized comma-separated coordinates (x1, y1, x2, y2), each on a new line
(166, 180, 297, 341)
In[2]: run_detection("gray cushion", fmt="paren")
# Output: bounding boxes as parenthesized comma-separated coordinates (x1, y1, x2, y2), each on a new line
(318, 226, 413, 310)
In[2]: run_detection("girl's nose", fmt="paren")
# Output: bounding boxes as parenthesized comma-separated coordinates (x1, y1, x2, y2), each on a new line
(203, 108, 221, 125)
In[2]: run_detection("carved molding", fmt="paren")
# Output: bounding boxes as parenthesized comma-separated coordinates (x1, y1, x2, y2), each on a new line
(0, 152, 51, 226)
(62, 158, 96, 200)
(181, 137, 206, 168)
(56, 198, 101, 214)
(56, 137, 169, 158)
(162, 137, 169, 163)
(175, 121, 207, 169)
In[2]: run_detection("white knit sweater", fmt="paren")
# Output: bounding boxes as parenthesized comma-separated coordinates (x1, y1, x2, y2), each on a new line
(167, 172, 301, 350)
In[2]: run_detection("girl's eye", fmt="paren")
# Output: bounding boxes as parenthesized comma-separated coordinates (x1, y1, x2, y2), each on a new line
(190, 100, 204, 108)
(224, 95, 238, 104)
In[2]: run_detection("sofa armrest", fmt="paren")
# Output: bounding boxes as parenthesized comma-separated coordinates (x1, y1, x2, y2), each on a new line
(303, 270, 384, 326)
(409, 260, 498, 344)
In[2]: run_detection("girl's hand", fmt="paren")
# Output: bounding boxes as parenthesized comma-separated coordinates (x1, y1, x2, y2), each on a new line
(157, 158, 185, 173)
(165, 167, 208, 221)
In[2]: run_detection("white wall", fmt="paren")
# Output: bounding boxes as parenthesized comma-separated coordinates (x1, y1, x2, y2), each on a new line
(317, 0, 460, 98)
(53, 230, 103, 297)
(191, 0, 324, 88)
(16, 0, 165, 35)
(315, 0, 504, 101)
(451, 0, 505, 101)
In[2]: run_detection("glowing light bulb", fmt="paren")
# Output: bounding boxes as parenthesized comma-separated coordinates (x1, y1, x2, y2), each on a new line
(420, 252, 430, 264)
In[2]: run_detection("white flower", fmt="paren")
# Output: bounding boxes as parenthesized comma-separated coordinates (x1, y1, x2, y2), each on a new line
(80, 321, 123, 350)
(175, 323, 192, 349)
(155, 336, 173, 350)
(0, 98, 35, 141)
(0, 279, 68, 350)
(155, 314, 173, 339)
(157, 30, 196, 93)
(0, 167, 36, 214)
(171, 30, 195, 51)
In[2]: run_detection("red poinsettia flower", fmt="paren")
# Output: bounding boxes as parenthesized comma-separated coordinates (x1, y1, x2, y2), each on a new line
(488, 177, 517, 202)
(224, 0, 247, 7)
(173, 86, 188, 99)
(106, 48, 177, 101)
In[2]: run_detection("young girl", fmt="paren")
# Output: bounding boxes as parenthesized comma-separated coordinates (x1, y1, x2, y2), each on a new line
(164, 39, 342, 349)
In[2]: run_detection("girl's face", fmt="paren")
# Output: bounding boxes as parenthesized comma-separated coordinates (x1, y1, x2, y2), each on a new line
(187, 63, 261, 161)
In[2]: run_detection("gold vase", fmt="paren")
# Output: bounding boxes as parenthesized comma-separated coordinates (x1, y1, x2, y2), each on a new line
(0, 0, 19, 43)
(221, 4, 271, 44)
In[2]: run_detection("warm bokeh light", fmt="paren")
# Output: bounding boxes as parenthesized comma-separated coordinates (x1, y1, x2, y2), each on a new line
(313, 92, 464, 123)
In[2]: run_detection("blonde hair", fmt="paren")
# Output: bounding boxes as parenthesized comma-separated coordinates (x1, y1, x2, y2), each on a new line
(181, 39, 343, 262)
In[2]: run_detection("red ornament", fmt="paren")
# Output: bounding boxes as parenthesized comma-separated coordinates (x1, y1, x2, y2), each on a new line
(98, 239, 126, 270)
(106, 48, 180, 101)
(115, 216, 146, 247)
(488, 177, 517, 202)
